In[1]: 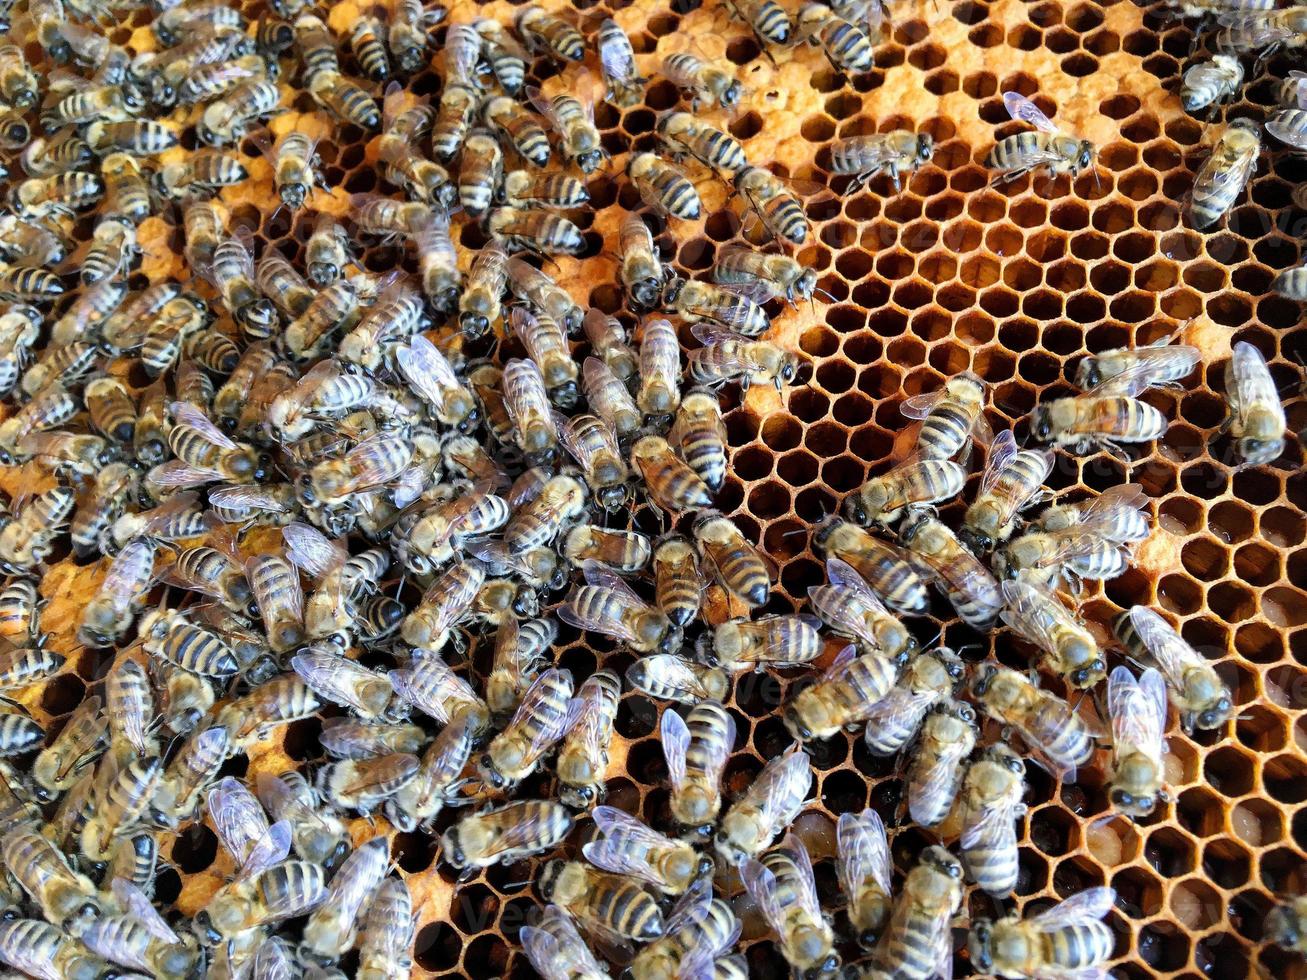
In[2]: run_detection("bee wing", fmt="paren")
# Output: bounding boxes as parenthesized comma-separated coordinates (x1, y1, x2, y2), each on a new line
(506, 668, 574, 753)
(825, 556, 890, 615)
(145, 460, 221, 489)
(1002, 91, 1061, 134)
(238, 820, 293, 880)
(821, 643, 859, 682)
(558, 413, 620, 471)
(1204, 127, 1261, 186)
(207, 775, 269, 865)
(503, 358, 555, 428)
(250, 938, 297, 980)
(1228, 341, 1286, 427)
(999, 579, 1068, 651)
(580, 559, 652, 609)
(582, 839, 661, 887)
(209, 484, 293, 516)
(396, 334, 459, 404)
(837, 807, 892, 896)
(689, 321, 750, 347)
(663, 873, 719, 937)
(740, 858, 788, 936)
(390, 656, 480, 725)
(110, 878, 181, 944)
(900, 387, 944, 420)
(1076, 482, 1149, 533)
(444, 23, 482, 84)
(1125, 605, 1194, 687)
(627, 654, 709, 700)
(169, 400, 240, 451)
(779, 832, 824, 924)
(757, 743, 813, 828)
(1031, 531, 1127, 571)
(1183, 60, 1234, 91)
(682, 292, 767, 332)
(660, 708, 690, 790)
(343, 433, 415, 490)
(862, 686, 938, 742)
(99, 537, 157, 604)
(1108, 665, 1168, 757)
(246, 555, 304, 627)
(710, 277, 780, 305)
(562, 676, 614, 761)
(1027, 885, 1117, 931)
(908, 734, 971, 826)
(282, 521, 348, 579)
(959, 785, 1024, 852)
(978, 429, 1018, 497)
(599, 21, 638, 80)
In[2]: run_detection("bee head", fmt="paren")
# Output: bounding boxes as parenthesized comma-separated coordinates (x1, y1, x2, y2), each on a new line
(460, 312, 490, 339)
(957, 527, 993, 555)
(1030, 405, 1053, 442)
(721, 81, 742, 107)
(1076, 139, 1095, 172)
(1195, 697, 1232, 731)
(968, 921, 995, 972)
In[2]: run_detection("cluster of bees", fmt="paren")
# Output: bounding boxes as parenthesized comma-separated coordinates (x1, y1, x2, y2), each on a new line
(0, 0, 1295, 975)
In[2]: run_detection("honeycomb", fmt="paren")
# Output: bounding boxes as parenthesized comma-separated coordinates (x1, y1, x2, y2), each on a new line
(4, 0, 1307, 974)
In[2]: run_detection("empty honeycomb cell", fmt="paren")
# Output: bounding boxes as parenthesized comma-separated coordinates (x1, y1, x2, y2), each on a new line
(1182, 537, 1231, 581)
(1204, 838, 1255, 890)
(1006, 23, 1042, 50)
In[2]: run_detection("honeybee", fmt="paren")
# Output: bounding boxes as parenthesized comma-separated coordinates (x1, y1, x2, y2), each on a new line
(742, 835, 839, 980)
(1031, 368, 1170, 456)
(584, 357, 643, 445)
(1268, 897, 1307, 954)
(478, 667, 574, 791)
(561, 561, 681, 655)
(1034, 483, 1151, 544)
(317, 752, 420, 816)
(529, 75, 606, 173)
(298, 215, 350, 288)
(454, 244, 507, 339)
(0, 917, 125, 978)
(147, 725, 230, 830)
(521, 905, 612, 980)
(1115, 604, 1231, 733)
(616, 213, 666, 313)
(555, 414, 628, 513)
(598, 18, 646, 107)
(1223, 340, 1287, 467)
(497, 358, 558, 466)
(500, 170, 589, 211)
(474, 18, 527, 93)
(389, 0, 441, 72)
(252, 772, 349, 871)
(0, 261, 64, 301)
(660, 701, 733, 839)
(900, 514, 1003, 627)
(808, 557, 913, 660)
(82, 887, 206, 980)
(958, 431, 1055, 553)
(483, 617, 553, 719)
(866, 648, 966, 756)
(291, 648, 397, 722)
(1181, 54, 1245, 112)
(431, 83, 478, 161)
(712, 245, 820, 306)
(393, 333, 477, 431)
(636, 317, 684, 427)
(877, 846, 964, 980)
(780, 642, 896, 741)
(1001, 580, 1105, 689)
(80, 755, 164, 862)
(664, 393, 726, 496)
(1074, 334, 1201, 391)
(798, 2, 873, 73)
(22, 130, 94, 178)
(32, 695, 104, 801)
(104, 656, 157, 763)
(195, 859, 328, 946)
(556, 670, 621, 806)
(902, 697, 975, 826)
(563, 527, 650, 575)
(631, 434, 714, 512)
(971, 664, 1097, 777)
(77, 536, 155, 648)
(663, 50, 742, 110)
(900, 371, 991, 461)
(829, 131, 935, 192)
(958, 744, 1027, 898)
(688, 327, 802, 392)
(988, 91, 1098, 185)
(2, 827, 105, 929)
(139, 610, 240, 678)
(715, 742, 812, 865)
(1105, 665, 1169, 819)
(483, 95, 551, 167)
(969, 887, 1116, 979)
(301, 837, 390, 965)
(440, 798, 574, 872)
(736, 165, 813, 244)
(540, 858, 666, 944)
(513, 307, 579, 408)
(584, 806, 712, 897)
(0, 44, 37, 108)
(517, 6, 584, 62)
(845, 455, 966, 527)
(396, 560, 484, 648)
(490, 208, 585, 255)
(0, 486, 75, 571)
(693, 510, 773, 607)
(0, 577, 42, 640)
(628, 654, 726, 708)
(99, 152, 150, 224)
(627, 152, 702, 220)
(198, 79, 281, 146)
(350, 17, 390, 81)
(1189, 118, 1261, 228)
(385, 713, 477, 832)
(999, 527, 1129, 591)
(838, 808, 893, 947)
(310, 71, 381, 129)
(355, 877, 414, 979)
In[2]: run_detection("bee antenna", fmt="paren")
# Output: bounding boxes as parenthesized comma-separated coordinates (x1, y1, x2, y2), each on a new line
(1092, 166, 1103, 194)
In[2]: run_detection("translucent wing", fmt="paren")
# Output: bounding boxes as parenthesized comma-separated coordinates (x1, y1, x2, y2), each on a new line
(1032, 531, 1128, 571)
(663, 873, 717, 936)
(582, 838, 659, 885)
(680, 293, 767, 332)
(110, 878, 180, 944)
(581, 560, 653, 609)
(979, 429, 1018, 497)
(660, 708, 689, 790)
(1003, 91, 1060, 134)
(1107, 665, 1168, 758)
(860, 685, 938, 744)
(1000, 579, 1076, 654)
(1182, 60, 1236, 93)
(250, 938, 297, 980)
(239, 820, 293, 880)
(209, 484, 294, 515)
(900, 388, 944, 420)
(1077, 483, 1150, 535)
(825, 556, 891, 615)
(756, 744, 813, 830)
(779, 832, 823, 924)
(282, 521, 347, 579)
(99, 538, 156, 603)
(1126, 605, 1196, 687)
(740, 858, 787, 938)
(908, 736, 970, 825)
(837, 808, 892, 897)
(1228, 341, 1285, 428)
(599, 20, 637, 80)
(822, 643, 859, 682)
(169, 400, 240, 451)
(1201, 126, 1261, 188)
(207, 776, 269, 865)
(959, 786, 1024, 852)
(1028, 886, 1116, 931)
(1089, 358, 1175, 398)
(388, 657, 482, 725)
(562, 674, 616, 768)
(146, 460, 223, 489)
(506, 669, 574, 758)
(396, 334, 461, 405)
(626, 654, 715, 701)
